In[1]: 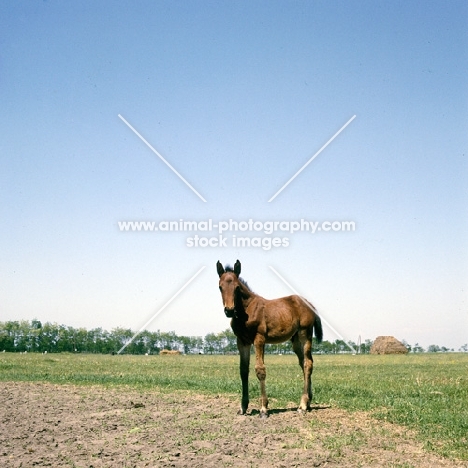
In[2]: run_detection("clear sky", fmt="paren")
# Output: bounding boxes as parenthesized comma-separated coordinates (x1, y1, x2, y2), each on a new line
(1, 1, 467, 349)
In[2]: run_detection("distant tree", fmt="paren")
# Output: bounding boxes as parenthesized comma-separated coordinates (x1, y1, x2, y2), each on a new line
(110, 327, 133, 353)
(315, 340, 333, 354)
(127, 335, 147, 355)
(280, 340, 293, 354)
(54, 325, 76, 352)
(203, 332, 221, 354)
(332, 339, 354, 354)
(177, 335, 203, 354)
(362, 339, 373, 354)
(1, 320, 463, 356)
(17, 320, 36, 352)
(0, 321, 18, 352)
(411, 343, 424, 353)
(401, 340, 412, 353)
(40, 322, 60, 352)
(136, 330, 155, 354)
(74, 327, 90, 353)
(159, 331, 178, 351)
(31, 319, 42, 351)
(145, 330, 162, 354)
(218, 329, 237, 354)
(273, 340, 293, 354)
(347, 341, 358, 353)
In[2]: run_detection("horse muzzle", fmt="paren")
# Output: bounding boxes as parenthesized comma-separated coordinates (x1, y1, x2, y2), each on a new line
(224, 307, 236, 318)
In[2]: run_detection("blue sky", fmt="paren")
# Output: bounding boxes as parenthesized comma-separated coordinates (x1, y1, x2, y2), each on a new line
(1, 1, 467, 349)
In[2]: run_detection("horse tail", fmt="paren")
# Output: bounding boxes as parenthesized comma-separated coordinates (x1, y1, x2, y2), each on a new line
(314, 314, 323, 343)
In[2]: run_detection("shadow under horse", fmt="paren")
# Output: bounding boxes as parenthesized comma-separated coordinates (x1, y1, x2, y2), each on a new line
(217, 260, 323, 418)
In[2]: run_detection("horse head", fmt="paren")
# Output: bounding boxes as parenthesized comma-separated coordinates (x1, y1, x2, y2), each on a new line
(216, 260, 241, 318)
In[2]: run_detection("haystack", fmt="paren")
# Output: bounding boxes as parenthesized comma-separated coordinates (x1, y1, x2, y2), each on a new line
(370, 336, 408, 355)
(159, 349, 182, 355)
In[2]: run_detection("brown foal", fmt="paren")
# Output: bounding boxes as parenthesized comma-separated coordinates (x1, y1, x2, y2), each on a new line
(217, 260, 323, 418)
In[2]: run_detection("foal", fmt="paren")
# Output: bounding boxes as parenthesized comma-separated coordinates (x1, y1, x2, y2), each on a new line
(217, 260, 323, 418)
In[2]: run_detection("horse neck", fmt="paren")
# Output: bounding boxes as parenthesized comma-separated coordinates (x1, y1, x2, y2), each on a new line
(236, 281, 256, 311)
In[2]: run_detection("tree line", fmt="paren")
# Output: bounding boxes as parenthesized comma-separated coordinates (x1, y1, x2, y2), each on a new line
(0, 320, 465, 355)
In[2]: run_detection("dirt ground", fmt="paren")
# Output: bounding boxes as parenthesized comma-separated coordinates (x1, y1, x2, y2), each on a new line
(1, 382, 466, 468)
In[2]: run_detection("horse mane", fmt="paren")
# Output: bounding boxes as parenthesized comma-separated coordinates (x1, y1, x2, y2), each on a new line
(224, 265, 252, 292)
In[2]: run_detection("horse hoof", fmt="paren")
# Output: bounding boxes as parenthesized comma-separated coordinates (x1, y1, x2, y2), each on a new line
(259, 412, 269, 419)
(297, 408, 307, 415)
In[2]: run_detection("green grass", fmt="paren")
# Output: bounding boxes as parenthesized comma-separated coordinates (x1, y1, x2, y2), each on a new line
(314, 353, 468, 460)
(1, 352, 467, 460)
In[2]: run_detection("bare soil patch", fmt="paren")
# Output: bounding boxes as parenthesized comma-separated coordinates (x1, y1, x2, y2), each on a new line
(1, 382, 466, 467)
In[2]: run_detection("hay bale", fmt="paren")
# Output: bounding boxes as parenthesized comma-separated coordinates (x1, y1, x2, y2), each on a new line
(370, 336, 408, 355)
(159, 349, 182, 355)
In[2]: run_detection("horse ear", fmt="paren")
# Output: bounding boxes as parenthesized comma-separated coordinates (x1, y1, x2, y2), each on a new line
(234, 259, 241, 276)
(216, 261, 225, 277)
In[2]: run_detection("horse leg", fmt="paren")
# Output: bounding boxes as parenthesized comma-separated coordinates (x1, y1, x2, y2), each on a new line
(253, 335, 268, 418)
(292, 331, 314, 413)
(237, 340, 251, 415)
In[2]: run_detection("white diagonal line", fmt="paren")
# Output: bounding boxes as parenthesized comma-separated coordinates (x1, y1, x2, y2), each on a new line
(269, 266, 357, 354)
(117, 266, 206, 354)
(268, 115, 356, 202)
(118, 114, 207, 203)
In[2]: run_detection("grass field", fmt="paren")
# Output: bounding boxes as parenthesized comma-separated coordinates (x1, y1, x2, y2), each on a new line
(1, 352, 467, 461)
